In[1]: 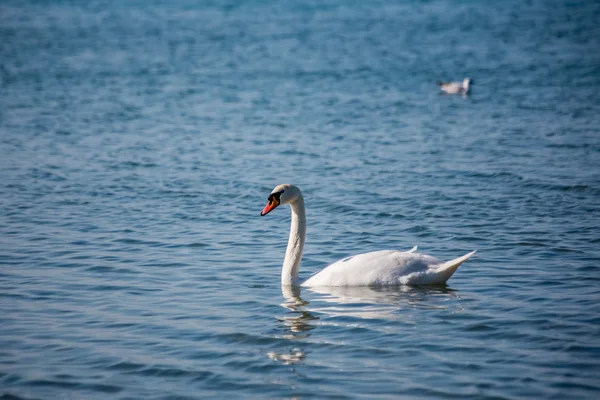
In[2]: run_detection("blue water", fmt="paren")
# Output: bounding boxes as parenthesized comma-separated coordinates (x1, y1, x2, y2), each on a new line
(1, 0, 600, 398)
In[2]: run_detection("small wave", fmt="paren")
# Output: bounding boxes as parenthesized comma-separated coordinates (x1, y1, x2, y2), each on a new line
(466, 171, 522, 181)
(517, 241, 547, 247)
(25, 379, 121, 394)
(1, 394, 38, 400)
(85, 265, 139, 274)
(546, 142, 596, 150)
(112, 238, 167, 246)
(164, 242, 210, 249)
(521, 180, 599, 194)
(28, 168, 67, 182)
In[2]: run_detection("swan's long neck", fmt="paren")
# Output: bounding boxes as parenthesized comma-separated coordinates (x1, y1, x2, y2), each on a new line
(282, 195, 306, 286)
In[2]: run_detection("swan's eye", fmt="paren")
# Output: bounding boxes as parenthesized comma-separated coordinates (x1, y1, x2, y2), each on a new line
(268, 190, 284, 204)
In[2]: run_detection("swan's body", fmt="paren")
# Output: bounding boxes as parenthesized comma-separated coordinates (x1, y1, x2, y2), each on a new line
(437, 78, 471, 94)
(261, 184, 475, 287)
(302, 249, 475, 286)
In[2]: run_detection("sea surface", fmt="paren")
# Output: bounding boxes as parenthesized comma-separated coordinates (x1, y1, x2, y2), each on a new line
(1, 0, 600, 399)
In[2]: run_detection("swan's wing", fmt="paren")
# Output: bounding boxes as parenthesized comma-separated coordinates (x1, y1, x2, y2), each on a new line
(301, 250, 476, 287)
(302, 250, 441, 287)
(304, 249, 415, 278)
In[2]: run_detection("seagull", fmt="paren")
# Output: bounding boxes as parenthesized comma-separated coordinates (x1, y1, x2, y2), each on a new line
(437, 78, 472, 95)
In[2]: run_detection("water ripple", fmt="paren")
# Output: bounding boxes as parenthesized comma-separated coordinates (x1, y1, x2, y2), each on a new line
(2, 0, 600, 399)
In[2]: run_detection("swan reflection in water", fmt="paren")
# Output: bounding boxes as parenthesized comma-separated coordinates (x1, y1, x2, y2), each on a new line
(268, 286, 317, 365)
(276, 285, 319, 340)
(269, 284, 460, 364)
(306, 285, 461, 320)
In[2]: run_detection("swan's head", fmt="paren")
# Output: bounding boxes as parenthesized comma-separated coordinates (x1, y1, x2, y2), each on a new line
(261, 184, 302, 216)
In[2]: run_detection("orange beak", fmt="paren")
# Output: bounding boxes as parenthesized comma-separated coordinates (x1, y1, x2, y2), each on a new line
(261, 201, 278, 216)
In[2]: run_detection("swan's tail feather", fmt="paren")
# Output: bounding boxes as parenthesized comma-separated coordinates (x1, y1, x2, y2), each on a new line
(399, 250, 476, 286)
(437, 250, 476, 282)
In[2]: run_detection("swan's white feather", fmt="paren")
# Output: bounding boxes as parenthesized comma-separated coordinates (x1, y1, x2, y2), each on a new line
(301, 250, 475, 287)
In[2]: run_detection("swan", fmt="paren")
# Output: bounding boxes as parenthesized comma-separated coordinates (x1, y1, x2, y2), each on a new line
(261, 184, 476, 287)
(437, 78, 472, 94)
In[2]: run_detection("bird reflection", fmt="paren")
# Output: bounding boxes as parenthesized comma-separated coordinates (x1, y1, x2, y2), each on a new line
(269, 285, 460, 364)
(277, 285, 319, 340)
(306, 285, 460, 320)
(268, 286, 317, 365)
(308, 284, 457, 303)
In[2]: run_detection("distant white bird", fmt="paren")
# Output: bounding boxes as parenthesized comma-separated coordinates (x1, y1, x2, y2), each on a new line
(437, 78, 472, 94)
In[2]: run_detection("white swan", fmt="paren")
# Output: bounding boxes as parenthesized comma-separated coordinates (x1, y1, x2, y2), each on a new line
(261, 184, 476, 287)
(437, 78, 472, 94)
